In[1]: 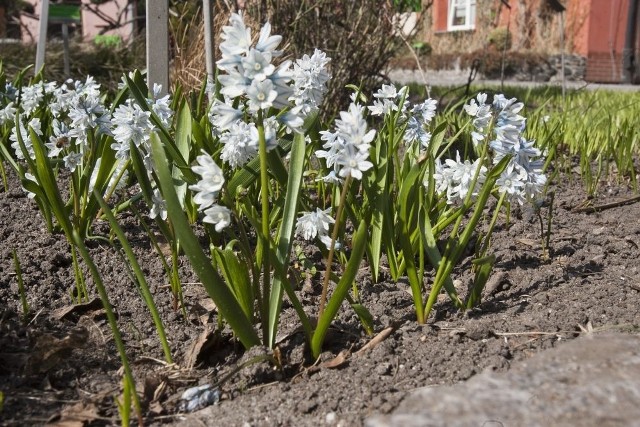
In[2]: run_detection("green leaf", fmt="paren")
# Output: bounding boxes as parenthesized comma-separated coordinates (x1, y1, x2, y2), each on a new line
(173, 102, 192, 207)
(93, 189, 173, 363)
(311, 220, 368, 358)
(213, 248, 254, 321)
(397, 163, 426, 323)
(466, 254, 496, 309)
(267, 132, 306, 348)
(151, 134, 260, 349)
(349, 300, 374, 335)
(25, 125, 73, 238)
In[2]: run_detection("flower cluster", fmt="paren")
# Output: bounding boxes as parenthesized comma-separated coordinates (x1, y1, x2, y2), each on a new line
(189, 153, 231, 232)
(404, 97, 438, 149)
(209, 12, 330, 170)
(433, 151, 487, 205)
(368, 84, 408, 117)
(433, 92, 547, 205)
(289, 49, 331, 118)
(295, 207, 335, 248)
(316, 102, 375, 182)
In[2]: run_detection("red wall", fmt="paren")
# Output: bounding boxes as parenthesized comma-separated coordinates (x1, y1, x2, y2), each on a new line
(433, 0, 448, 32)
(585, 0, 629, 82)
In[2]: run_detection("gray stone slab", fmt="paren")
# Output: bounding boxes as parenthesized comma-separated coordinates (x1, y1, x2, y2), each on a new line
(366, 333, 640, 427)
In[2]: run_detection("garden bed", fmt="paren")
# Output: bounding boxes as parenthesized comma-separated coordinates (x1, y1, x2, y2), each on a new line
(1, 161, 639, 426)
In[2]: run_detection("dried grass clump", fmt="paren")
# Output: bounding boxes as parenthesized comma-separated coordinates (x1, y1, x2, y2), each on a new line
(240, 0, 409, 118)
(169, 1, 231, 93)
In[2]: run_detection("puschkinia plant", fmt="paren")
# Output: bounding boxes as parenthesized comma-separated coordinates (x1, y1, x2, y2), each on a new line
(0, 11, 547, 360)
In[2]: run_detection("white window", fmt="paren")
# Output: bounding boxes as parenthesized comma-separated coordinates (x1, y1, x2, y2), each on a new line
(448, 0, 476, 31)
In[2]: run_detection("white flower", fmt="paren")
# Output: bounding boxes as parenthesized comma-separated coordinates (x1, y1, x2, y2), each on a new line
(464, 93, 492, 131)
(255, 21, 283, 56)
(46, 119, 72, 157)
(0, 102, 16, 126)
(189, 153, 225, 211)
(336, 145, 373, 180)
(242, 49, 275, 81)
(209, 99, 243, 131)
(295, 207, 335, 244)
(411, 98, 438, 123)
(10, 117, 42, 160)
(496, 163, 527, 202)
(317, 102, 375, 181)
(368, 84, 408, 116)
(150, 188, 168, 220)
(219, 121, 259, 168)
(217, 12, 252, 68)
(404, 116, 432, 148)
(246, 79, 278, 112)
(278, 105, 304, 134)
(112, 100, 155, 149)
(63, 151, 84, 172)
(203, 204, 232, 232)
(22, 173, 38, 199)
(218, 70, 251, 99)
(433, 151, 487, 204)
(19, 82, 45, 116)
(68, 95, 112, 143)
(289, 49, 331, 117)
(150, 84, 174, 127)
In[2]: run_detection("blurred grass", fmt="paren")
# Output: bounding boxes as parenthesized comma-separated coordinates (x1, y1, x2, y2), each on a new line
(0, 36, 146, 94)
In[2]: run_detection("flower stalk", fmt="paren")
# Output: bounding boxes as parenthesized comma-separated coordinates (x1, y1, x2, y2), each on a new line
(318, 175, 352, 318)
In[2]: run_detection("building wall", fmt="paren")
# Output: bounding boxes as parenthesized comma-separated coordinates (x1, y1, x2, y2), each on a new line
(585, 0, 629, 82)
(422, 0, 636, 83)
(20, 0, 133, 44)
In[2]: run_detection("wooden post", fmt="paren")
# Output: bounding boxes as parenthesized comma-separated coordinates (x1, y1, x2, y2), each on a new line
(146, 0, 169, 96)
(62, 23, 70, 77)
(560, 11, 565, 101)
(203, 0, 215, 83)
(35, 0, 50, 75)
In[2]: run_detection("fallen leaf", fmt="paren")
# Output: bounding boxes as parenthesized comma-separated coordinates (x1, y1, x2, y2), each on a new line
(319, 350, 350, 369)
(28, 327, 89, 374)
(183, 325, 217, 369)
(51, 298, 102, 322)
(46, 401, 98, 427)
(516, 238, 538, 247)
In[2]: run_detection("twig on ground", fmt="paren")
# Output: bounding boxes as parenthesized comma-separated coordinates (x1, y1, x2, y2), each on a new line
(572, 195, 640, 213)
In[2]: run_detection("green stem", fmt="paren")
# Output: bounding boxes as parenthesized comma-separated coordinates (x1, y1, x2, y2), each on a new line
(318, 175, 352, 319)
(478, 191, 507, 257)
(257, 110, 271, 342)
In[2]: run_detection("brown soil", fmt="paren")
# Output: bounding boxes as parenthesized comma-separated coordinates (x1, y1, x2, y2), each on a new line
(1, 164, 639, 426)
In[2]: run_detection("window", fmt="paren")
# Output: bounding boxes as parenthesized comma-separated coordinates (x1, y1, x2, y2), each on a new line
(448, 0, 476, 31)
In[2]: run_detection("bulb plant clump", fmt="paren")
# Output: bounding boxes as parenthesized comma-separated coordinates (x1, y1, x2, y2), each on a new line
(0, 12, 551, 418)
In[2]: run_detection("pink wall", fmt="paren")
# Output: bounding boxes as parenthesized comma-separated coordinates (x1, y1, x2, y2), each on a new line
(584, 0, 630, 82)
(587, 0, 628, 54)
(20, 0, 133, 44)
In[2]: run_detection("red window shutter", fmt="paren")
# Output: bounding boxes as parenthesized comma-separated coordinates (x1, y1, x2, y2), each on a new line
(433, 0, 449, 32)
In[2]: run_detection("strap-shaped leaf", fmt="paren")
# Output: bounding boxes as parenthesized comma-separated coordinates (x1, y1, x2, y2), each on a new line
(173, 101, 192, 207)
(213, 248, 254, 321)
(151, 134, 260, 349)
(93, 189, 173, 363)
(311, 219, 368, 358)
(267, 131, 306, 348)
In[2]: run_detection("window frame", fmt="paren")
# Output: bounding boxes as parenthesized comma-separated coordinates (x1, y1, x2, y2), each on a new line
(447, 0, 476, 31)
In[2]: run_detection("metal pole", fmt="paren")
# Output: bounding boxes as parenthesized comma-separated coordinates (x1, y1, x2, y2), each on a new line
(35, 0, 50, 75)
(203, 0, 215, 83)
(146, 0, 169, 96)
